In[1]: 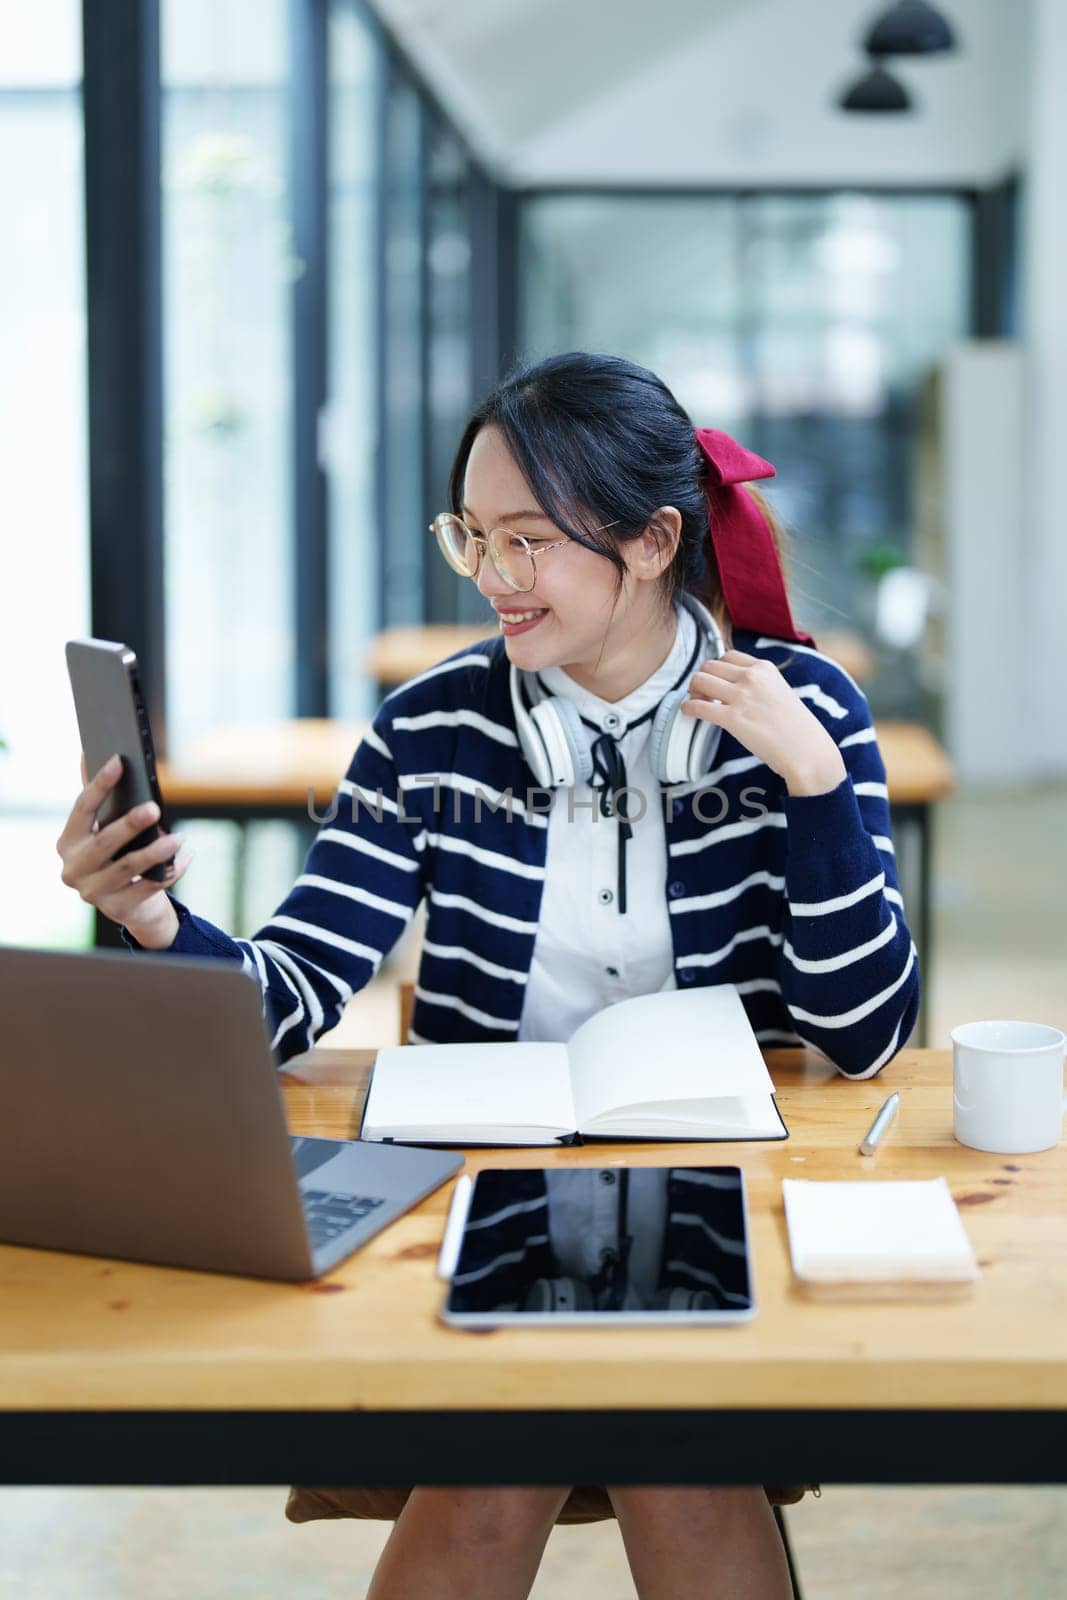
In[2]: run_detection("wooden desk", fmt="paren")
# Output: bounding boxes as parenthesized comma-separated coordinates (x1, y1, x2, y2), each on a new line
(1, 1048, 1063, 1488)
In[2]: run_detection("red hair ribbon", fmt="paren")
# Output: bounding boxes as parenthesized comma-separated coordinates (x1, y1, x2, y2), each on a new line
(693, 427, 816, 647)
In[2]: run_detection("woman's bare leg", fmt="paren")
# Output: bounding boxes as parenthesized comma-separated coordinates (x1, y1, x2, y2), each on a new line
(607, 1485, 793, 1600)
(365, 1485, 573, 1600)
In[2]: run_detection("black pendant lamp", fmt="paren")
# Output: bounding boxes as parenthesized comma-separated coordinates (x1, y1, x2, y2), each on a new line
(864, 1, 957, 57)
(838, 63, 913, 113)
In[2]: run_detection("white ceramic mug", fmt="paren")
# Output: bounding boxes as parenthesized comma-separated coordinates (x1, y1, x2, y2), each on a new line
(951, 1020, 1067, 1154)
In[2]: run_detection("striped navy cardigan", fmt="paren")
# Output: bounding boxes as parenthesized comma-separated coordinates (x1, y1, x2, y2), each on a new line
(121, 627, 920, 1079)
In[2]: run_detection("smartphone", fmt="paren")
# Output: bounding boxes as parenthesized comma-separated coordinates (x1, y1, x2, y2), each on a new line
(64, 638, 176, 883)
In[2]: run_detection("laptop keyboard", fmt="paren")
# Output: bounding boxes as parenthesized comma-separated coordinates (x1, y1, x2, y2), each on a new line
(302, 1187, 387, 1250)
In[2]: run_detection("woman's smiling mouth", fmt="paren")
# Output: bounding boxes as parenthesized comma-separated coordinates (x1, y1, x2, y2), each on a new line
(495, 607, 549, 636)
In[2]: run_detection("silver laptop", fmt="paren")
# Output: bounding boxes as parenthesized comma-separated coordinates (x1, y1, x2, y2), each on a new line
(0, 944, 463, 1281)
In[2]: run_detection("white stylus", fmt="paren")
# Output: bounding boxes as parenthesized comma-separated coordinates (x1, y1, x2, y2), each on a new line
(858, 1092, 900, 1156)
(436, 1173, 473, 1280)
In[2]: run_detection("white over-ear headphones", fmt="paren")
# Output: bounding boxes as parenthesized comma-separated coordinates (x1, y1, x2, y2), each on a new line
(508, 590, 727, 789)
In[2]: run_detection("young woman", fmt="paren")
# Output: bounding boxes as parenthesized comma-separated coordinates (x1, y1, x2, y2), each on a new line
(58, 351, 919, 1600)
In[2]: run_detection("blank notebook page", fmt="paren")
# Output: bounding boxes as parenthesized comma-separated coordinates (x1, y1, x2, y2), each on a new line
(782, 1177, 981, 1283)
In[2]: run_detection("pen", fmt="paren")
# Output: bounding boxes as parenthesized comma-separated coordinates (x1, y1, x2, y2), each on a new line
(437, 1173, 473, 1279)
(858, 1091, 900, 1156)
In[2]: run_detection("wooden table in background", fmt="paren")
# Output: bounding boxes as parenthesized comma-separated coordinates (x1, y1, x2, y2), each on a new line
(146, 719, 369, 939)
(871, 723, 956, 1045)
(364, 623, 496, 685)
(0, 1048, 1063, 1489)
(363, 624, 878, 688)
(157, 720, 370, 812)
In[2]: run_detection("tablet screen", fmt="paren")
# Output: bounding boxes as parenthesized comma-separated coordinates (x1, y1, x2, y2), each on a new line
(442, 1165, 754, 1324)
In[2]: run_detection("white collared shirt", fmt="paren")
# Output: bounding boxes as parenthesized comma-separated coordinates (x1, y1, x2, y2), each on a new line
(518, 600, 698, 1045)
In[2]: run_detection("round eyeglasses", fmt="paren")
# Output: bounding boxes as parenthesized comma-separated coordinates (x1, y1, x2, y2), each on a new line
(429, 513, 620, 594)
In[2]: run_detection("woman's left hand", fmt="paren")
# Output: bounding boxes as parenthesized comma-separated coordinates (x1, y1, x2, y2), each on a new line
(682, 650, 848, 797)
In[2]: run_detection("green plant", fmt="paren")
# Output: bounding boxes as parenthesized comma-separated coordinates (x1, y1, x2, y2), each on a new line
(857, 541, 908, 583)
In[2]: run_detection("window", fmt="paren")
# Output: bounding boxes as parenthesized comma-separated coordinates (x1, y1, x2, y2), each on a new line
(0, 0, 90, 947)
(160, 0, 294, 757)
(159, 0, 297, 933)
(521, 190, 971, 711)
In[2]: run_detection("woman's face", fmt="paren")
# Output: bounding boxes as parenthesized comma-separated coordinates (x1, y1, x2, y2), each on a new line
(461, 424, 671, 679)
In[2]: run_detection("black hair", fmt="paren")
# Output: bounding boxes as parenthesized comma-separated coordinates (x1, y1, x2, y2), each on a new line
(448, 350, 724, 623)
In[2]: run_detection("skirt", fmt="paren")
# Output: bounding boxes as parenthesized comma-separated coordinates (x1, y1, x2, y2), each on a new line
(285, 1482, 817, 1525)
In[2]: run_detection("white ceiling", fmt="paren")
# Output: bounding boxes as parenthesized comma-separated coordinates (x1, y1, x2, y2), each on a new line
(365, 0, 1031, 188)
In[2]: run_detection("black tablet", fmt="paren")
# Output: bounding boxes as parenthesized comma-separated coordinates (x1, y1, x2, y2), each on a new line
(438, 1165, 756, 1327)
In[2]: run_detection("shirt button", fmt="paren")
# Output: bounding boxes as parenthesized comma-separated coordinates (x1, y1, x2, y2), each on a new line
(597, 887, 614, 905)
(672, 798, 684, 818)
(678, 968, 697, 985)
(668, 879, 686, 898)
(600, 1170, 616, 1185)
(603, 712, 621, 732)
(605, 965, 619, 978)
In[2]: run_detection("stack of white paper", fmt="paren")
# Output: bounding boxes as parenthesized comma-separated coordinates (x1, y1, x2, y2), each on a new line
(782, 1177, 981, 1297)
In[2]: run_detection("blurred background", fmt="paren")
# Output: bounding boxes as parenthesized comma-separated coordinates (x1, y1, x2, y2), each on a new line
(1, 1, 1065, 1590)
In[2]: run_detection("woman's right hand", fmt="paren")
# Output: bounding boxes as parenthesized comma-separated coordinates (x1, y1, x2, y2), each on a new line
(55, 752, 193, 945)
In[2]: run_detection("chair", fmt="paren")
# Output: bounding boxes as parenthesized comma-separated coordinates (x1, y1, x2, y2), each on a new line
(397, 980, 415, 1045)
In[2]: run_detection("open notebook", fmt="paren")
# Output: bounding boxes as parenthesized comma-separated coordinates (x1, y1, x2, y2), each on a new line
(782, 1177, 981, 1299)
(360, 984, 787, 1147)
